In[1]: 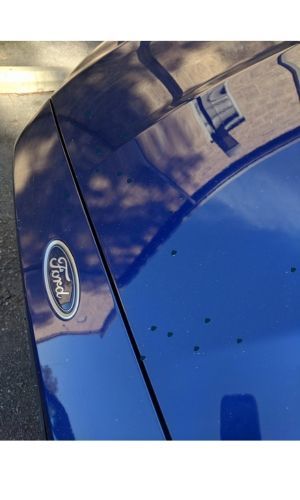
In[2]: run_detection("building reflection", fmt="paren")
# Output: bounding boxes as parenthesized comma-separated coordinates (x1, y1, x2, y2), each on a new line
(195, 83, 245, 156)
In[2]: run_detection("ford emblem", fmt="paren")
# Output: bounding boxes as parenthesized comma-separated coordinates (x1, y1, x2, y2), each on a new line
(43, 240, 80, 320)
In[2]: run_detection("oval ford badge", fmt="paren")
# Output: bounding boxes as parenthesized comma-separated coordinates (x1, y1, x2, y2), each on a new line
(43, 240, 80, 320)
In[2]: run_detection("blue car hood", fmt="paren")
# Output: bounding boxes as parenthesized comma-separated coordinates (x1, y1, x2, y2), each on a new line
(14, 41, 300, 439)
(49, 42, 300, 438)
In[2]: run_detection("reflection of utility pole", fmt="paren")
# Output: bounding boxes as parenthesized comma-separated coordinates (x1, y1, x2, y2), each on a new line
(278, 52, 300, 101)
(137, 41, 183, 103)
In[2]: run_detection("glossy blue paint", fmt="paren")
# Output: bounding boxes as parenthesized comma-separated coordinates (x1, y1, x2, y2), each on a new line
(13, 104, 164, 439)
(113, 138, 300, 439)
(14, 41, 300, 439)
(51, 43, 300, 439)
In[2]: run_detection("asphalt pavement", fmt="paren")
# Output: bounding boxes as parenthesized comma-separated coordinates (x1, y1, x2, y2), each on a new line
(0, 42, 99, 439)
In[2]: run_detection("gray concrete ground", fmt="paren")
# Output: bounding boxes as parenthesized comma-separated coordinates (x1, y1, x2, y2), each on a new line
(0, 42, 99, 439)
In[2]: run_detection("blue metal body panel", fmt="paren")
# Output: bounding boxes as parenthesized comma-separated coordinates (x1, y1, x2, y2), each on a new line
(13, 104, 164, 439)
(14, 41, 300, 439)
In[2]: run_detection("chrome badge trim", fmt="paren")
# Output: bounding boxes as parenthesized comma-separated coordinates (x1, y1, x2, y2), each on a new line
(43, 240, 80, 320)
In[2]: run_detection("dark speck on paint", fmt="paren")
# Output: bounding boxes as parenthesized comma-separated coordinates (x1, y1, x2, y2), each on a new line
(204, 317, 211, 324)
(194, 345, 200, 352)
(291, 266, 297, 273)
(167, 331, 174, 337)
(171, 249, 177, 256)
(236, 338, 243, 344)
(150, 325, 157, 331)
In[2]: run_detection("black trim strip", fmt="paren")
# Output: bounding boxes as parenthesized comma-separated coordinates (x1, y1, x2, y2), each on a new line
(49, 99, 172, 440)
